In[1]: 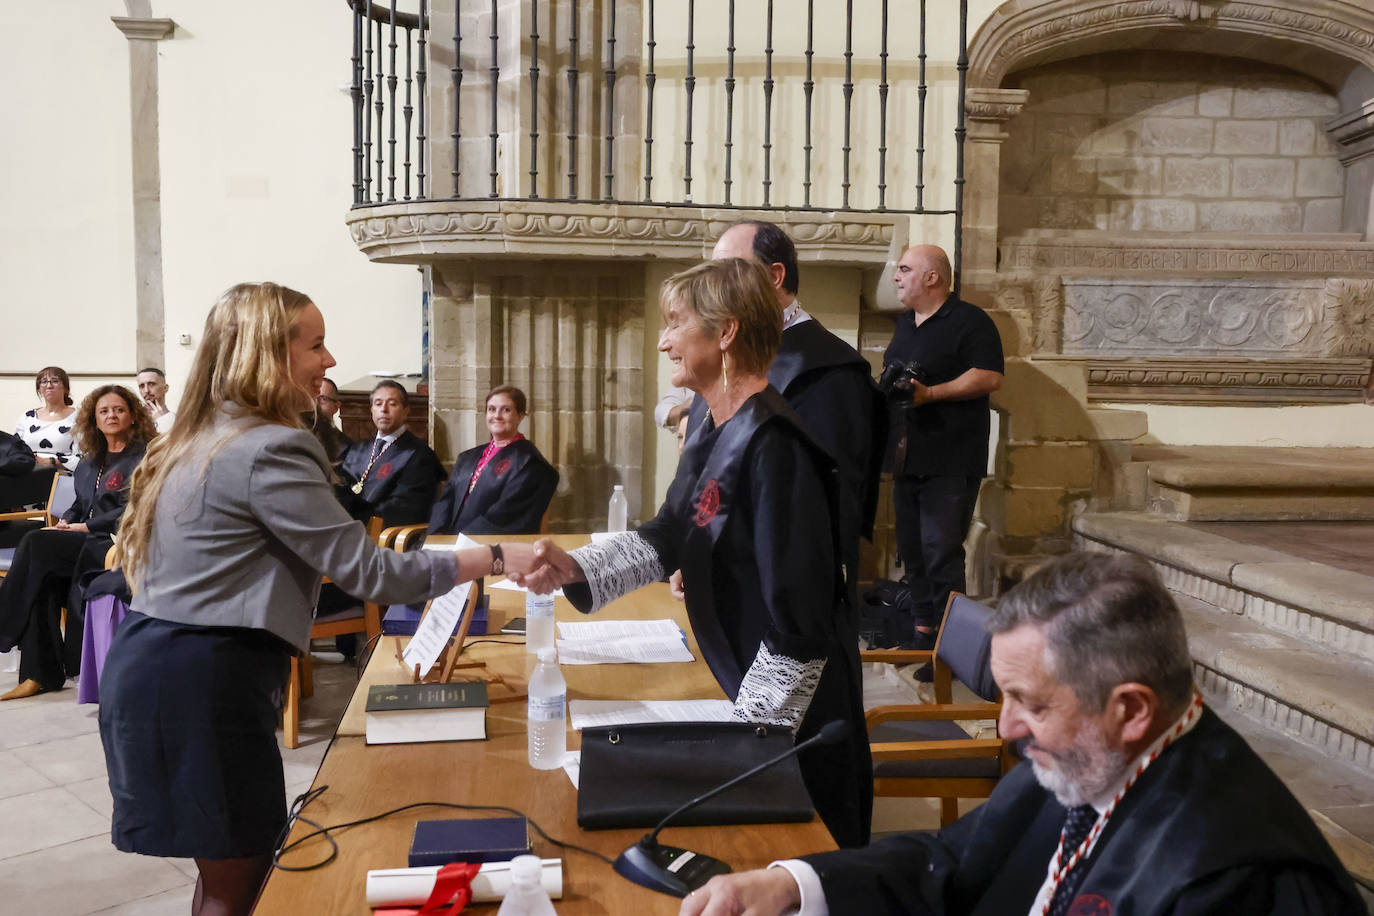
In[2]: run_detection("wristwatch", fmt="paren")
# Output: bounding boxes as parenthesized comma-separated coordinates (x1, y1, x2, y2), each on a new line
(489, 543, 504, 575)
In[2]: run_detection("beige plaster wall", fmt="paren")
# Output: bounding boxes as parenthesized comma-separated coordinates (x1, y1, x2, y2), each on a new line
(1115, 402, 1374, 448)
(1, 4, 135, 423)
(1, 3, 422, 425)
(1002, 51, 1347, 236)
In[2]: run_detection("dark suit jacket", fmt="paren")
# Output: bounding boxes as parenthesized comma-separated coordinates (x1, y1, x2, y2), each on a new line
(803, 707, 1365, 915)
(428, 438, 558, 536)
(337, 429, 445, 528)
(0, 430, 36, 477)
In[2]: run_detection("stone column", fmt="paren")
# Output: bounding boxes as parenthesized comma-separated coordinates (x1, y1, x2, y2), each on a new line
(111, 15, 175, 371)
(961, 88, 1028, 292)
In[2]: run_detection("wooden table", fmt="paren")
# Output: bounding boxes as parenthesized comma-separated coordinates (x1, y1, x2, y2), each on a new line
(254, 535, 836, 914)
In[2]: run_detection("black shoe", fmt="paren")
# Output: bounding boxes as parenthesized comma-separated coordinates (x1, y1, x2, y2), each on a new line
(896, 629, 937, 652)
(914, 662, 934, 683)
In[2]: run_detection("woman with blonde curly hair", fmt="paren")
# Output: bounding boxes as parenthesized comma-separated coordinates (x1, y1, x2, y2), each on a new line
(99, 282, 536, 916)
(0, 384, 154, 700)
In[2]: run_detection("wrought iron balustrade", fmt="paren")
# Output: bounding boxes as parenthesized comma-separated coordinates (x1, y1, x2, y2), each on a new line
(347, 0, 969, 266)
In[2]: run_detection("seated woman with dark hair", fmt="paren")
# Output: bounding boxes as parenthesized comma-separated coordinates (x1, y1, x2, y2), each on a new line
(0, 384, 155, 699)
(428, 385, 559, 535)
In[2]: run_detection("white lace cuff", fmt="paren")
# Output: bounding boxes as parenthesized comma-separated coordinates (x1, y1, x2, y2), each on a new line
(732, 641, 827, 733)
(568, 532, 665, 612)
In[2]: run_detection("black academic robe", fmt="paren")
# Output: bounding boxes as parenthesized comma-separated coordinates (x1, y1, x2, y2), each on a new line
(0, 430, 36, 477)
(576, 387, 872, 848)
(428, 438, 558, 536)
(65, 442, 147, 536)
(337, 429, 445, 528)
(690, 320, 884, 607)
(803, 707, 1366, 915)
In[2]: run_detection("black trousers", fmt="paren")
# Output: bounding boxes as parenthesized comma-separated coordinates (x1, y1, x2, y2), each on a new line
(0, 527, 90, 690)
(892, 474, 982, 629)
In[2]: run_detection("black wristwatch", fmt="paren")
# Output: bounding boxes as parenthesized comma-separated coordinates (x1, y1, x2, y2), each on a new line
(489, 543, 504, 575)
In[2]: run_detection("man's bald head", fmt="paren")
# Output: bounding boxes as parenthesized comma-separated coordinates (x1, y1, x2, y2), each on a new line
(711, 220, 798, 306)
(894, 244, 953, 312)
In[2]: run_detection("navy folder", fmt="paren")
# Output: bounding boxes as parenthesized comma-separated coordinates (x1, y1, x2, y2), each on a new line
(408, 815, 531, 867)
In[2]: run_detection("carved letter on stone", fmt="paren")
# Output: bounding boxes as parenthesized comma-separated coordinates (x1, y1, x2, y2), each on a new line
(1323, 278, 1374, 357)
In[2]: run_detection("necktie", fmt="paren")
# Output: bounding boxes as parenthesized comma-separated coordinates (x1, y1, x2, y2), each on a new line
(1047, 805, 1098, 916)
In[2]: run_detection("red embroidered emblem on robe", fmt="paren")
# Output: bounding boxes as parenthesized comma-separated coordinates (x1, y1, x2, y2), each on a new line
(104, 471, 125, 490)
(494, 457, 513, 477)
(1069, 895, 1112, 916)
(694, 479, 720, 526)
(376, 462, 394, 479)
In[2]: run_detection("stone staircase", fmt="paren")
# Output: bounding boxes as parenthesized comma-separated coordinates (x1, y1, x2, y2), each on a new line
(1070, 444, 1374, 893)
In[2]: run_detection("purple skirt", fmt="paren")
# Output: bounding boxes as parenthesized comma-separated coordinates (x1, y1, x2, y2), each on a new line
(77, 595, 130, 704)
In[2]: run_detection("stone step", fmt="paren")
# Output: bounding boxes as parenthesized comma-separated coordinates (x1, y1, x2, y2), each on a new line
(1181, 594, 1374, 771)
(1074, 512, 1374, 662)
(1128, 445, 1374, 521)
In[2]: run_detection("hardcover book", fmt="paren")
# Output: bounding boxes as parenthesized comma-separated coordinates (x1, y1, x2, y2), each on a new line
(407, 816, 531, 867)
(365, 681, 489, 744)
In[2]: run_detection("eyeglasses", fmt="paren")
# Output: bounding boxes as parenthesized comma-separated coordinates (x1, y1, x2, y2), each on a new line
(316, 394, 340, 404)
(38, 378, 63, 387)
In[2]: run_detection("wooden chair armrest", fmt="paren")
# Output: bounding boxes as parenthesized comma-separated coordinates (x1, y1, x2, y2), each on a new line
(389, 524, 428, 551)
(0, 508, 45, 523)
(866, 702, 1002, 728)
(861, 648, 935, 665)
(870, 738, 1005, 762)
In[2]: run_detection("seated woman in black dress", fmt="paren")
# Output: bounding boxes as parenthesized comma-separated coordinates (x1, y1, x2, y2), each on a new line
(515, 259, 871, 848)
(0, 384, 154, 699)
(428, 385, 559, 535)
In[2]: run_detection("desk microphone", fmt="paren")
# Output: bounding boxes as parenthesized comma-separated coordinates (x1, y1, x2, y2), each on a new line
(613, 719, 849, 897)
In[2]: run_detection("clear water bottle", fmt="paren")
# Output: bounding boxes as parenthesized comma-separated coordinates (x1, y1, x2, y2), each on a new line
(527, 648, 567, 770)
(525, 590, 556, 656)
(496, 854, 557, 915)
(608, 484, 628, 532)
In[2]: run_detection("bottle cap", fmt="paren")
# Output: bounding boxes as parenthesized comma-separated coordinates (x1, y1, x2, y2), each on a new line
(510, 853, 542, 884)
(537, 647, 557, 665)
(613, 484, 624, 491)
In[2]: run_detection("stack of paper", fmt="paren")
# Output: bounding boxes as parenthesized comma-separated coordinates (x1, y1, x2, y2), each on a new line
(555, 618, 694, 665)
(568, 698, 736, 730)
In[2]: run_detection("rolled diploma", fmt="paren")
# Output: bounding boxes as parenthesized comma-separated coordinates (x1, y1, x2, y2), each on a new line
(366, 858, 563, 907)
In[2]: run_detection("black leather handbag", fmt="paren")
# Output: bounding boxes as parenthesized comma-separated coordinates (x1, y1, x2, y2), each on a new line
(576, 721, 815, 830)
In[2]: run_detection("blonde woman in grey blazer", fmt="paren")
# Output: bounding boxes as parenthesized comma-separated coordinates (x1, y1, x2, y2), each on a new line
(99, 283, 535, 916)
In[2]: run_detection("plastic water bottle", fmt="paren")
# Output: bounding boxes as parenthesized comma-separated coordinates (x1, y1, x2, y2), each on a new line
(608, 484, 628, 532)
(527, 648, 567, 771)
(525, 590, 556, 656)
(496, 854, 557, 915)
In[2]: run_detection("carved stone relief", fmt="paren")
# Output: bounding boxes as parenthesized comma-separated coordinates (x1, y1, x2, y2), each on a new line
(1061, 277, 1326, 356)
(1324, 278, 1374, 357)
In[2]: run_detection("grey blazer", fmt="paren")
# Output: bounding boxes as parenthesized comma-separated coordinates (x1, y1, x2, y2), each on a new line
(132, 409, 458, 652)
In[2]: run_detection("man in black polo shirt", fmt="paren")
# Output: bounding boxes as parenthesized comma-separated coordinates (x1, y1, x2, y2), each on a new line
(884, 244, 1003, 642)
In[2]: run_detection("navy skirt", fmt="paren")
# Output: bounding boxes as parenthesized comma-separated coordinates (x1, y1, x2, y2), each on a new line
(98, 612, 292, 859)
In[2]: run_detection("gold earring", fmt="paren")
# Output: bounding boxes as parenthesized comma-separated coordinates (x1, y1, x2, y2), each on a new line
(721, 353, 729, 394)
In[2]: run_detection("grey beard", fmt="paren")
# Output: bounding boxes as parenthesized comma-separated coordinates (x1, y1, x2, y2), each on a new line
(1027, 725, 1130, 809)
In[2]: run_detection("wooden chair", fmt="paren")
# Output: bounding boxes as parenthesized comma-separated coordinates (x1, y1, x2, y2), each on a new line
(0, 472, 76, 579)
(861, 592, 1015, 826)
(283, 516, 386, 749)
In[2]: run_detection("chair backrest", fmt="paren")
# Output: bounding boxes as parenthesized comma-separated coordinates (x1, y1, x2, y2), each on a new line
(46, 473, 78, 527)
(935, 594, 999, 702)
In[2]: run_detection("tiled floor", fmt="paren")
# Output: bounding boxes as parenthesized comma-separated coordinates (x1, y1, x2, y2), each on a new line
(0, 647, 359, 916)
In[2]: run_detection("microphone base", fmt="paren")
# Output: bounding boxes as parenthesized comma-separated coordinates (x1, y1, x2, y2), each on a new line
(613, 838, 732, 897)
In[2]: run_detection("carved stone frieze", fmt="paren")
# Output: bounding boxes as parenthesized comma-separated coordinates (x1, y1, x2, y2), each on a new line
(1001, 234, 1374, 275)
(1324, 279, 1374, 358)
(971, 0, 1374, 89)
(1032, 276, 1063, 353)
(1061, 277, 1328, 357)
(1073, 356, 1372, 405)
(965, 87, 1031, 123)
(347, 201, 902, 264)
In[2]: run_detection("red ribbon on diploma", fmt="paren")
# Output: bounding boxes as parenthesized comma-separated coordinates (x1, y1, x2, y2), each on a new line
(375, 862, 484, 916)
